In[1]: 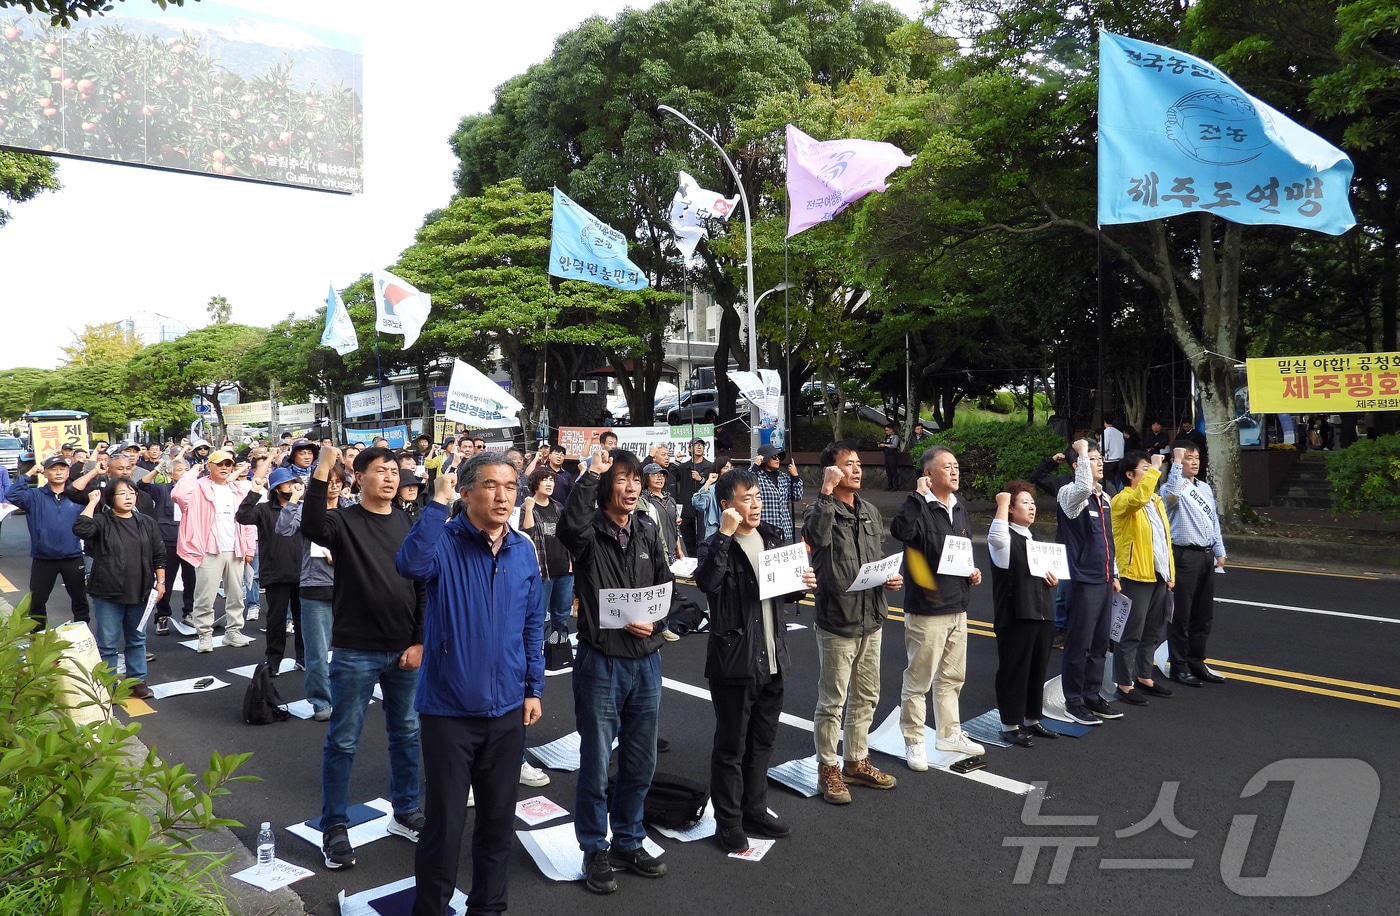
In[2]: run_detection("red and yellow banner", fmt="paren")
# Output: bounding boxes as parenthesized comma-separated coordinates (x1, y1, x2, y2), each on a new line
(1246, 352, 1400, 413)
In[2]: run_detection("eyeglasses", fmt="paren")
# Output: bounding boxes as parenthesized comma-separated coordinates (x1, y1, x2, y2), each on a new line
(1086, 457, 1104, 463)
(213, 461, 235, 467)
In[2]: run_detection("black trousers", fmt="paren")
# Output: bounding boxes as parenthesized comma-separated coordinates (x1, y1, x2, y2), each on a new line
(154, 543, 195, 621)
(1061, 580, 1113, 707)
(29, 556, 88, 629)
(680, 514, 701, 559)
(414, 710, 525, 916)
(263, 583, 303, 665)
(995, 619, 1053, 726)
(884, 452, 901, 489)
(709, 676, 784, 828)
(1169, 547, 1216, 673)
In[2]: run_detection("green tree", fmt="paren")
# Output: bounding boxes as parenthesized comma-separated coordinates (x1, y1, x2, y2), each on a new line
(0, 366, 50, 419)
(0, 149, 59, 226)
(58, 321, 143, 368)
(127, 323, 265, 435)
(204, 295, 231, 325)
(0, 0, 189, 28)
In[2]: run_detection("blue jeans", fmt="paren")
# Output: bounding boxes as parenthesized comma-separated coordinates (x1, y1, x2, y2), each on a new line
(573, 642, 661, 854)
(244, 556, 260, 610)
(541, 574, 575, 637)
(299, 598, 333, 713)
(90, 596, 148, 683)
(320, 648, 421, 828)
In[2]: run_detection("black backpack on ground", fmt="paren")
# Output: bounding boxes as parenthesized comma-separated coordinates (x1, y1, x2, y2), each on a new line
(642, 772, 709, 830)
(242, 660, 291, 724)
(544, 630, 573, 670)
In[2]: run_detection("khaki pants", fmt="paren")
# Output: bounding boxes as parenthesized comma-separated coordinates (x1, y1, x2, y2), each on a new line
(900, 611, 967, 742)
(813, 626, 883, 767)
(192, 551, 246, 639)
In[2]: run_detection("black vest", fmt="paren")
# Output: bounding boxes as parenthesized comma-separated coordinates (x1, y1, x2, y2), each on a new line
(990, 528, 1055, 629)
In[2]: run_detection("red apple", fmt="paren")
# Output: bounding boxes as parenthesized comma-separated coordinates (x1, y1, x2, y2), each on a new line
(4, 26, 22, 41)
(43, 107, 58, 118)
(43, 42, 58, 56)
(50, 66, 64, 81)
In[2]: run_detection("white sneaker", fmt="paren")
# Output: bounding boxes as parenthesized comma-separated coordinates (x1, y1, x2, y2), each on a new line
(905, 741, 928, 771)
(520, 761, 551, 787)
(223, 630, 252, 648)
(196, 635, 213, 654)
(467, 787, 475, 807)
(935, 731, 986, 756)
(245, 606, 260, 621)
(286, 620, 295, 635)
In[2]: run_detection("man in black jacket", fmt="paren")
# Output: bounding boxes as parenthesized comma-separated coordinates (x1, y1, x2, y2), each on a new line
(558, 447, 670, 895)
(673, 438, 713, 557)
(889, 445, 985, 769)
(695, 469, 812, 854)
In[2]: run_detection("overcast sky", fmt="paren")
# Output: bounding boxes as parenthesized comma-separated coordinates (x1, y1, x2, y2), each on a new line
(0, 0, 921, 372)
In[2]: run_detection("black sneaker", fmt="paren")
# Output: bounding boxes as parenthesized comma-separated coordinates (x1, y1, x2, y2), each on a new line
(1086, 696, 1124, 719)
(583, 849, 617, 894)
(386, 809, 426, 843)
(1063, 704, 1102, 726)
(155, 618, 170, 636)
(321, 823, 356, 869)
(607, 845, 667, 878)
(717, 825, 749, 853)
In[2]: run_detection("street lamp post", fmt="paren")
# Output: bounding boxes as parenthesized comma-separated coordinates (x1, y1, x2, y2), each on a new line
(657, 104, 763, 456)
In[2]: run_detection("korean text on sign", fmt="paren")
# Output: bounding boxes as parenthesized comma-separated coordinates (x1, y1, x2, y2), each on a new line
(935, 536, 976, 577)
(758, 543, 810, 600)
(1245, 352, 1400, 413)
(1026, 542, 1071, 580)
(597, 582, 673, 630)
(846, 552, 903, 592)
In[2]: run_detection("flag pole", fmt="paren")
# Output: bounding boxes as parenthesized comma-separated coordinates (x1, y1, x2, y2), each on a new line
(657, 104, 759, 460)
(375, 331, 386, 440)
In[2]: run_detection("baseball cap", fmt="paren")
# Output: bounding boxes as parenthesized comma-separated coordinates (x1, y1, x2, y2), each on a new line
(42, 456, 70, 469)
(442, 436, 456, 446)
(689, 437, 706, 447)
(643, 463, 664, 475)
(290, 438, 319, 456)
(756, 444, 781, 460)
(114, 441, 141, 453)
(207, 450, 235, 465)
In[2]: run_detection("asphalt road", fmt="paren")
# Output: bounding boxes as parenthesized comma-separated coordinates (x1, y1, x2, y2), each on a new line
(2, 518, 1397, 916)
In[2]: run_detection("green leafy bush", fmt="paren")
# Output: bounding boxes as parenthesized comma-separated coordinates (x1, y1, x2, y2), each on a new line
(0, 608, 253, 916)
(1327, 434, 1400, 522)
(916, 420, 1068, 497)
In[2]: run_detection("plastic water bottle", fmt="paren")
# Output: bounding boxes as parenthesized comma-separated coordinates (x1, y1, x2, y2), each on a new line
(256, 822, 275, 873)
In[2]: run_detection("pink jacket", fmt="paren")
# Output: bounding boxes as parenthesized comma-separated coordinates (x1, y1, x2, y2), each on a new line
(171, 472, 258, 566)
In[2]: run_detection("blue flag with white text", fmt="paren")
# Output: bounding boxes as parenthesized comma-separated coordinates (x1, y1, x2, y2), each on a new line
(1098, 30, 1354, 236)
(321, 283, 359, 356)
(548, 188, 649, 291)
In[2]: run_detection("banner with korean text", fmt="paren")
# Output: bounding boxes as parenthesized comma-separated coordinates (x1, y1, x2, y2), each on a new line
(1245, 353, 1400, 413)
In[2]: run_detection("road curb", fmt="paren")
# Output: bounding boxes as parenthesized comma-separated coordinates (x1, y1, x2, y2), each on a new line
(1225, 534, 1400, 571)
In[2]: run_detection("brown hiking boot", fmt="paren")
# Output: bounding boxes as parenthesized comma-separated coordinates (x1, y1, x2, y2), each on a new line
(842, 757, 897, 789)
(818, 764, 852, 804)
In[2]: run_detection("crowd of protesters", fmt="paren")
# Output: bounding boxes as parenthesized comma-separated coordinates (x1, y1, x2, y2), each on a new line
(0, 416, 1228, 915)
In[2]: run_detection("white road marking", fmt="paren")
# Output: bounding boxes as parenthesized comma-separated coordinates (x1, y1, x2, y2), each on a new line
(1215, 598, 1400, 625)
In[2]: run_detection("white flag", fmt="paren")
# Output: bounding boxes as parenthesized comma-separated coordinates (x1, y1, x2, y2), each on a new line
(320, 283, 359, 356)
(444, 359, 526, 429)
(668, 171, 739, 259)
(372, 270, 431, 348)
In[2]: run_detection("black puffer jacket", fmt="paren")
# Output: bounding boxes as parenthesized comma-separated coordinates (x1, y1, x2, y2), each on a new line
(695, 522, 794, 684)
(72, 510, 165, 601)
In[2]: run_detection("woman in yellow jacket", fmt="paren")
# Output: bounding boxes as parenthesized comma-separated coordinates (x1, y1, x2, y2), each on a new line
(1110, 450, 1175, 704)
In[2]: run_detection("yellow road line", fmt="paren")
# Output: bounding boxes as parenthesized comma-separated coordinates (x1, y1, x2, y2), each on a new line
(1207, 659, 1400, 697)
(1227, 564, 1380, 580)
(1215, 672, 1400, 710)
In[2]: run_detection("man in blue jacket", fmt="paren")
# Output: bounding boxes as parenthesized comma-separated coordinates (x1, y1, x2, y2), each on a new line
(6, 457, 88, 630)
(396, 452, 544, 916)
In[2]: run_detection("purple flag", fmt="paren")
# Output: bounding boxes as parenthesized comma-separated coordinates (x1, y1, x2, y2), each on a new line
(785, 124, 913, 238)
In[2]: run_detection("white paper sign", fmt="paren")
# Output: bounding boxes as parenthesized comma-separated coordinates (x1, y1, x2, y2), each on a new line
(936, 536, 976, 577)
(229, 858, 315, 892)
(1108, 592, 1133, 643)
(1025, 541, 1071, 580)
(597, 582, 672, 629)
(515, 796, 569, 826)
(669, 557, 698, 578)
(757, 543, 809, 599)
(846, 552, 902, 591)
(0, 503, 19, 524)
